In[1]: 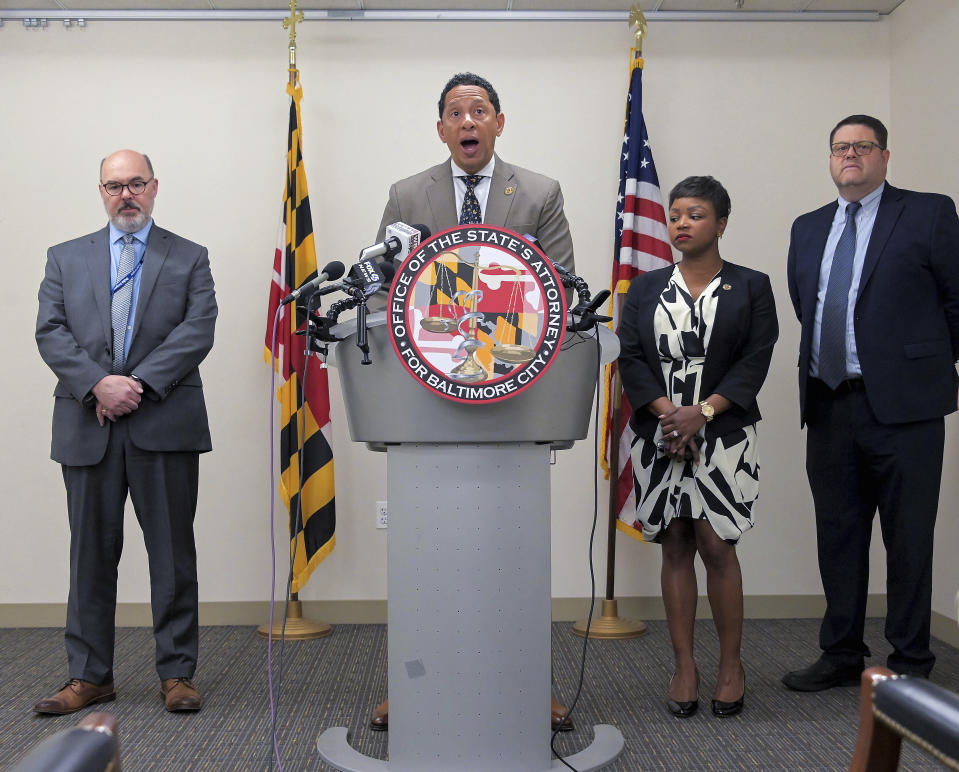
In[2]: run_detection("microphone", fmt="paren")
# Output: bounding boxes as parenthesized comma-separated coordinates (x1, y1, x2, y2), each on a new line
(316, 258, 388, 300)
(300, 261, 395, 344)
(345, 257, 388, 295)
(281, 260, 345, 305)
(323, 262, 396, 325)
(378, 260, 397, 285)
(358, 222, 431, 263)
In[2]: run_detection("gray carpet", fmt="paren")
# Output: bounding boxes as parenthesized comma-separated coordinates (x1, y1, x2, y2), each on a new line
(2, 618, 956, 770)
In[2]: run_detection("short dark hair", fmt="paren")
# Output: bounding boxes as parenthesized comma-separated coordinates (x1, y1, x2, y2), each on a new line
(668, 176, 731, 220)
(438, 72, 501, 118)
(829, 114, 888, 148)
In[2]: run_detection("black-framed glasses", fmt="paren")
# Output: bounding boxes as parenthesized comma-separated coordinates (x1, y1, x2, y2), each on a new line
(100, 177, 154, 196)
(830, 141, 884, 158)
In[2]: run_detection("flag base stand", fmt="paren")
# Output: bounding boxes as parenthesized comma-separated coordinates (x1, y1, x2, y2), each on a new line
(256, 600, 332, 640)
(573, 599, 647, 639)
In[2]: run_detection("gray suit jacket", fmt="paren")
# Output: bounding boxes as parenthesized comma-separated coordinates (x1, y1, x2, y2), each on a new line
(376, 155, 575, 272)
(36, 223, 217, 466)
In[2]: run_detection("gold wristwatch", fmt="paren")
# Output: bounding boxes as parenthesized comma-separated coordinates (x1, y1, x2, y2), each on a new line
(699, 400, 715, 422)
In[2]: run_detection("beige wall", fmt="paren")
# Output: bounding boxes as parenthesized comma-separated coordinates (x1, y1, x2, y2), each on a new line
(890, 0, 959, 626)
(0, 9, 954, 622)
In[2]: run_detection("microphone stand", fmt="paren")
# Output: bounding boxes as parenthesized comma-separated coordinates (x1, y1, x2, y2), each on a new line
(355, 299, 371, 365)
(257, 279, 332, 642)
(325, 287, 374, 365)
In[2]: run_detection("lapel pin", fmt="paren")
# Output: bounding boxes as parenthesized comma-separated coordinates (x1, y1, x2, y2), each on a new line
(722, 283, 732, 291)
(504, 186, 515, 195)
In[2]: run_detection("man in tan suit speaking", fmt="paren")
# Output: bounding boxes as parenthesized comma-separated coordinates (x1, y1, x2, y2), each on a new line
(370, 72, 576, 733)
(376, 71, 575, 274)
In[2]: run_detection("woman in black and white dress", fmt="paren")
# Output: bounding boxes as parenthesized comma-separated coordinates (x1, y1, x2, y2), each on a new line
(618, 176, 778, 718)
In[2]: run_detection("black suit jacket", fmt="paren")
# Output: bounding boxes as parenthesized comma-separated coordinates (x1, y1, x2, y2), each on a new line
(618, 261, 778, 441)
(787, 183, 959, 426)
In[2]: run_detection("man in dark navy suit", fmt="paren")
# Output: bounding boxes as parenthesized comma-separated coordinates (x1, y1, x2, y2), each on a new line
(783, 115, 959, 690)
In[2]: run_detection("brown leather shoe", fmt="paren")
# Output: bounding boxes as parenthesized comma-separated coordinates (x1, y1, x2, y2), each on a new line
(551, 697, 574, 732)
(369, 698, 389, 731)
(34, 679, 116, 715)
(161, 678, 202, 712)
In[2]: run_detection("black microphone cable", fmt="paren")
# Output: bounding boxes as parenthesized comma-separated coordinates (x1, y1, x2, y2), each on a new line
(265, 302, 288, 771)
(265, 288, 325, 772)
(550, 327, 604, 772)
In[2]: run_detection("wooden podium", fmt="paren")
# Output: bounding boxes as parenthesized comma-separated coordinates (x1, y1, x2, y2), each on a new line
(316, 313, 624, 772)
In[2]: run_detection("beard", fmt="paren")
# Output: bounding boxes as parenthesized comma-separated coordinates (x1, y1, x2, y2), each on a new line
(108, 201, 149, 233)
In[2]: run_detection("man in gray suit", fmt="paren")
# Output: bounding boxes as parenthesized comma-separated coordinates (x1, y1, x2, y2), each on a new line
(370, 72, 575, 733)
(34, 149, 217, 714)
(376, 71, 575, 273)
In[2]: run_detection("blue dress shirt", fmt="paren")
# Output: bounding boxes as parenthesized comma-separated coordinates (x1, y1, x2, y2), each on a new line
(108, 219, 153, 364)
(810, 182, 884, 379)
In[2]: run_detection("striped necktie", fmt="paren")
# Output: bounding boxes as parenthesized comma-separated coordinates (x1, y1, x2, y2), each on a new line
(459, 174, 483, 225)
(818, 201, 861, 389)
(111, 234, 136, 374)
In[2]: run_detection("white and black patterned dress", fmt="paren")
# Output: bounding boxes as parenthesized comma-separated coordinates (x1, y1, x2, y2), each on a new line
(629, 266, 759, 544)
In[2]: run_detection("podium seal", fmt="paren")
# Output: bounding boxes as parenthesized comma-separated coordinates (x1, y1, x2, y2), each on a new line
(388, 225, 567, 404)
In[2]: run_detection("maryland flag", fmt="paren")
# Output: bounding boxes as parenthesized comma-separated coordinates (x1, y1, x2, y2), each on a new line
(600, 53, 673, 540)
(265, 75, 335, 592)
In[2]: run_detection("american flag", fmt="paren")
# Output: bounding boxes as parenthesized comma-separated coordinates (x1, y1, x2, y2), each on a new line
(601, 53, 673, 539)
(265, 75, 336, 592)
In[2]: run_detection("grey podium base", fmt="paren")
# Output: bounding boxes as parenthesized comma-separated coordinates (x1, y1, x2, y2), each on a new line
(316, 724, 625, 772)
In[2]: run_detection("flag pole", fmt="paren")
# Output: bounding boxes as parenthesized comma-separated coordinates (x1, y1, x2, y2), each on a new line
(285, 0, 301, 87)
(573, 369, 646, 639)
(573, 6, 651, 641)
(258, 0, 331, 642)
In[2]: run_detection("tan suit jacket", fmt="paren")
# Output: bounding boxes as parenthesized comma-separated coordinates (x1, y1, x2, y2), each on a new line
(376, 155, 575, 273)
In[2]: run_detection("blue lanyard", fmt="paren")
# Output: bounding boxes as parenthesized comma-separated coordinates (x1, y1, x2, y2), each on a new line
(111, 256, 144, 296)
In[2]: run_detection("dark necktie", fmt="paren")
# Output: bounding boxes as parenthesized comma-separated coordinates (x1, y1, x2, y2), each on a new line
(111, 234, 136, 374)
(459, 174, 483, 225)
(818, 201, 861, 389)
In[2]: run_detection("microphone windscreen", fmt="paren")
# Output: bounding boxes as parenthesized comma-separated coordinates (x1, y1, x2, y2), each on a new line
(323, 260, 346, 281)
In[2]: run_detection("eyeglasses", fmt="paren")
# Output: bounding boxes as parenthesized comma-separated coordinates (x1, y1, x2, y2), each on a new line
(830, 141, 884, 158)
(100, 178, 154, 196)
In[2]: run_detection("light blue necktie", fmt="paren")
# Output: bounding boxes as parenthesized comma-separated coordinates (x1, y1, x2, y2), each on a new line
(111, 234, 136, 374)
(459, 175, 483, 225)
(818, 201, 861, 389)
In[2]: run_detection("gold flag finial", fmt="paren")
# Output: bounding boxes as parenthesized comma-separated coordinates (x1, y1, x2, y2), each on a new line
(283, 0, 304, 81)
(283, 0, 304, 67)
(283, 0, 304, 47)
(629, 3, 648, 55)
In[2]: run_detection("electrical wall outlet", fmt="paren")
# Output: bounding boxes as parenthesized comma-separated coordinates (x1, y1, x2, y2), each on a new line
(375, 501, 388, 529)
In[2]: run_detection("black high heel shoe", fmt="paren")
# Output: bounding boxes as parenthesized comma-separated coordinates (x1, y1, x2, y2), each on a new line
(667, 671, 699, 718)
(711, 669, 745, 717)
